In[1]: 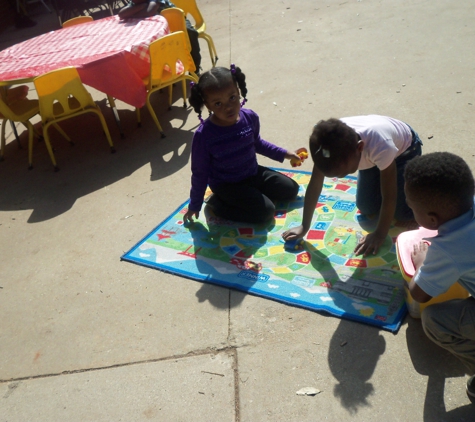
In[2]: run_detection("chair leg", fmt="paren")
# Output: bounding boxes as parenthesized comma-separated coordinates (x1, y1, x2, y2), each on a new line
(92, 110, 115, 153)
(181, 80, 187, 108)
(135, 108, 142, 127)
(200, 33, 218, 67)
(9, 120, 22, 148)
(26, 121, 35, 169)
(42, 125, 59, 171)
(107, 95, 125, 139)
(51, 123, 72, 143)
(146, 95, 165, 138)
(1, 119, 6, 161)
(168, 86, 173, 110)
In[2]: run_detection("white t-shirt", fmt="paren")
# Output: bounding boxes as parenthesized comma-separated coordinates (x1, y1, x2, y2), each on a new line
(340, 115, 413, 171)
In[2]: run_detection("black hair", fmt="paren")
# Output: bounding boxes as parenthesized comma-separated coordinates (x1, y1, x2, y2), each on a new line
(309, 118, 360, 174)
(189, 65, 247, 121)
(404, 152, 475, 215)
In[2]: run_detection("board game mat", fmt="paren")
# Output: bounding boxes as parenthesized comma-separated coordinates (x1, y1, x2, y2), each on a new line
(121, 169, 408, 332)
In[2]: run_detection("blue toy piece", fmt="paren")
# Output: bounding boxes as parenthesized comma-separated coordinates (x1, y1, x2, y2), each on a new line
(284, 238, 305, 252)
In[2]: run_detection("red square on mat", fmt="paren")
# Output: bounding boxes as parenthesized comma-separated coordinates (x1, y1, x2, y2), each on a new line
(335, 184, 350, 191)
(307, 230, 325, 240)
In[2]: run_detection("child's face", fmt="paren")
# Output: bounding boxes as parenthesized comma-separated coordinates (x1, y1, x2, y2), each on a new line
(322, 142, 362, 178)
(404, 184, 437, 229)
(204, 82, 241, 126)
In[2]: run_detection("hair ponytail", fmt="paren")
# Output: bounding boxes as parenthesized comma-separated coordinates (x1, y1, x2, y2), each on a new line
(189, 81, 205, 124)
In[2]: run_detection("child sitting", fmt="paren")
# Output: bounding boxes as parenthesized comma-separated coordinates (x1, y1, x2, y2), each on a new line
(118, 0, 159, 19)
(404, 151, 475, 404)
(183, 65, 300, 224)
(283, 116, 422, 256)
(118, 0, 201, 72)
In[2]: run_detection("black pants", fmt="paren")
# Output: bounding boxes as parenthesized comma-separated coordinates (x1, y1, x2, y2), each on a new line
(185, 19, 201, 71)
(209, 166, 299, 224)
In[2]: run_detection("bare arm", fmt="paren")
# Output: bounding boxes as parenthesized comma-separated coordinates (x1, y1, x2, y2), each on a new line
(408, 241, 432, 303)
(354, 161, 397, 256)
(282, 165, 324, 240)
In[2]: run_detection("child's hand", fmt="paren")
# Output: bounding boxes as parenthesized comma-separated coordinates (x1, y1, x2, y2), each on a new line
(287, 148, 309, 168)
(184, 209, 199, 224)
(282, 225, 307, 241)
(354, 231, 386, 256)
(411, 241, 429, 270)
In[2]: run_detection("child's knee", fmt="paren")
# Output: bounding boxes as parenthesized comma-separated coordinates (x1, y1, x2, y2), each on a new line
(421, 304, 449, 345)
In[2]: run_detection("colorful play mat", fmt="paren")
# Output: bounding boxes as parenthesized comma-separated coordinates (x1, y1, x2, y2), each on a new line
(121, 169, 408, 332)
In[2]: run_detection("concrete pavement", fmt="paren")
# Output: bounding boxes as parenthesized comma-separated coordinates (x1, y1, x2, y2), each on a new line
(1, 0, 475, 420)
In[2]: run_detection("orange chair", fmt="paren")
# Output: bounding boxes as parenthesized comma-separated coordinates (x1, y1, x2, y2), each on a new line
(172, 0, 218, 66)
(139, 31, 198, 138)
(62, 15, 93, 28)
(34, 66, 115, 171)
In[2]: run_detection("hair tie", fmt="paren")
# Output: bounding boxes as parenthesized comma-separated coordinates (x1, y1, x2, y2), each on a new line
(240, 97, 247, 107)
(190, 81, 195, 88)
(230, 63, 236, 74)
(197, 113, 204, 125)
(315, 146, 330, 158)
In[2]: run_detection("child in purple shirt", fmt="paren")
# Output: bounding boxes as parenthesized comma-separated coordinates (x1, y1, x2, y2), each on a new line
(183, 65, 300, 224)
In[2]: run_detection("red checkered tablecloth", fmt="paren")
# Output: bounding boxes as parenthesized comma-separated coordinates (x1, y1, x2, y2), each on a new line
(0, 15, 170, 107)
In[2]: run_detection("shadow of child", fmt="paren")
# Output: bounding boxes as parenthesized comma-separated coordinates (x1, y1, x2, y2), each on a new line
(187, 215, 268, 310)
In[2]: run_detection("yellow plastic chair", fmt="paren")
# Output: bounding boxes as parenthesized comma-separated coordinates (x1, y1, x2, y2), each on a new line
(172, 0, 218, 66)
(0, 86, 40, 169)
(139, 31, 198, 138)
(160, 7, 192, 52)
(34, 66, 115, 171)
(62, 15, 93, 28)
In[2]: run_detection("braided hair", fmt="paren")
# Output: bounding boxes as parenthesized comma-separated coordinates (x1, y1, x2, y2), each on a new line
(189, 64, 248, 124)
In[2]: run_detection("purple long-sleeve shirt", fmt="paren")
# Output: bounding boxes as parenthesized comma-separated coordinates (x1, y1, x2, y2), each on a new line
(189, 108, 287, 212)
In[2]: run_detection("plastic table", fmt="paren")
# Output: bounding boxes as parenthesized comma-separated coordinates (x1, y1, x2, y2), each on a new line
(0, 15, 169, 108)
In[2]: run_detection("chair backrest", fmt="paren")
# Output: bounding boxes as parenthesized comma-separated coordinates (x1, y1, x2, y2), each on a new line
(170, 0, 205, 32)
(34, 67, 95, 122)
(160, 7, 191, 51)
(0, 90, 15, 120)
(0, 86, 38, 121)
(148, 31, 196, 87)
(62, 15, 93, 28)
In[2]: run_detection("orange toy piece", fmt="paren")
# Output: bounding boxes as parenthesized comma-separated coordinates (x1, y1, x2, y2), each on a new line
(290, 147, 309, 167)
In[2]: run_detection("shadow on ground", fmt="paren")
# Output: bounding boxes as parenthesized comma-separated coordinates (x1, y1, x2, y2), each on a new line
(405, 317, 474, 421)
(0, 94, 195, 223)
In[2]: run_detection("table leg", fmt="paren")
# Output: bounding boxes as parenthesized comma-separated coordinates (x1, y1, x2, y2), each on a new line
(10, 121, 22, 149)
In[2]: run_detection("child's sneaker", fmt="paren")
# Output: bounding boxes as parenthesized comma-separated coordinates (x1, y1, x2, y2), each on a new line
(467, 375, 475, 404)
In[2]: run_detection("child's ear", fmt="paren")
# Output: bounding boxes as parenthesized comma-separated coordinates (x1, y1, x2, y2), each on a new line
(357, 140, 364, 152)
(427, 212, 440, 229)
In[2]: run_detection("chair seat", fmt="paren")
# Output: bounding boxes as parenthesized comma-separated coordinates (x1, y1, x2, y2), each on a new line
(141, 62, 185, 88)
